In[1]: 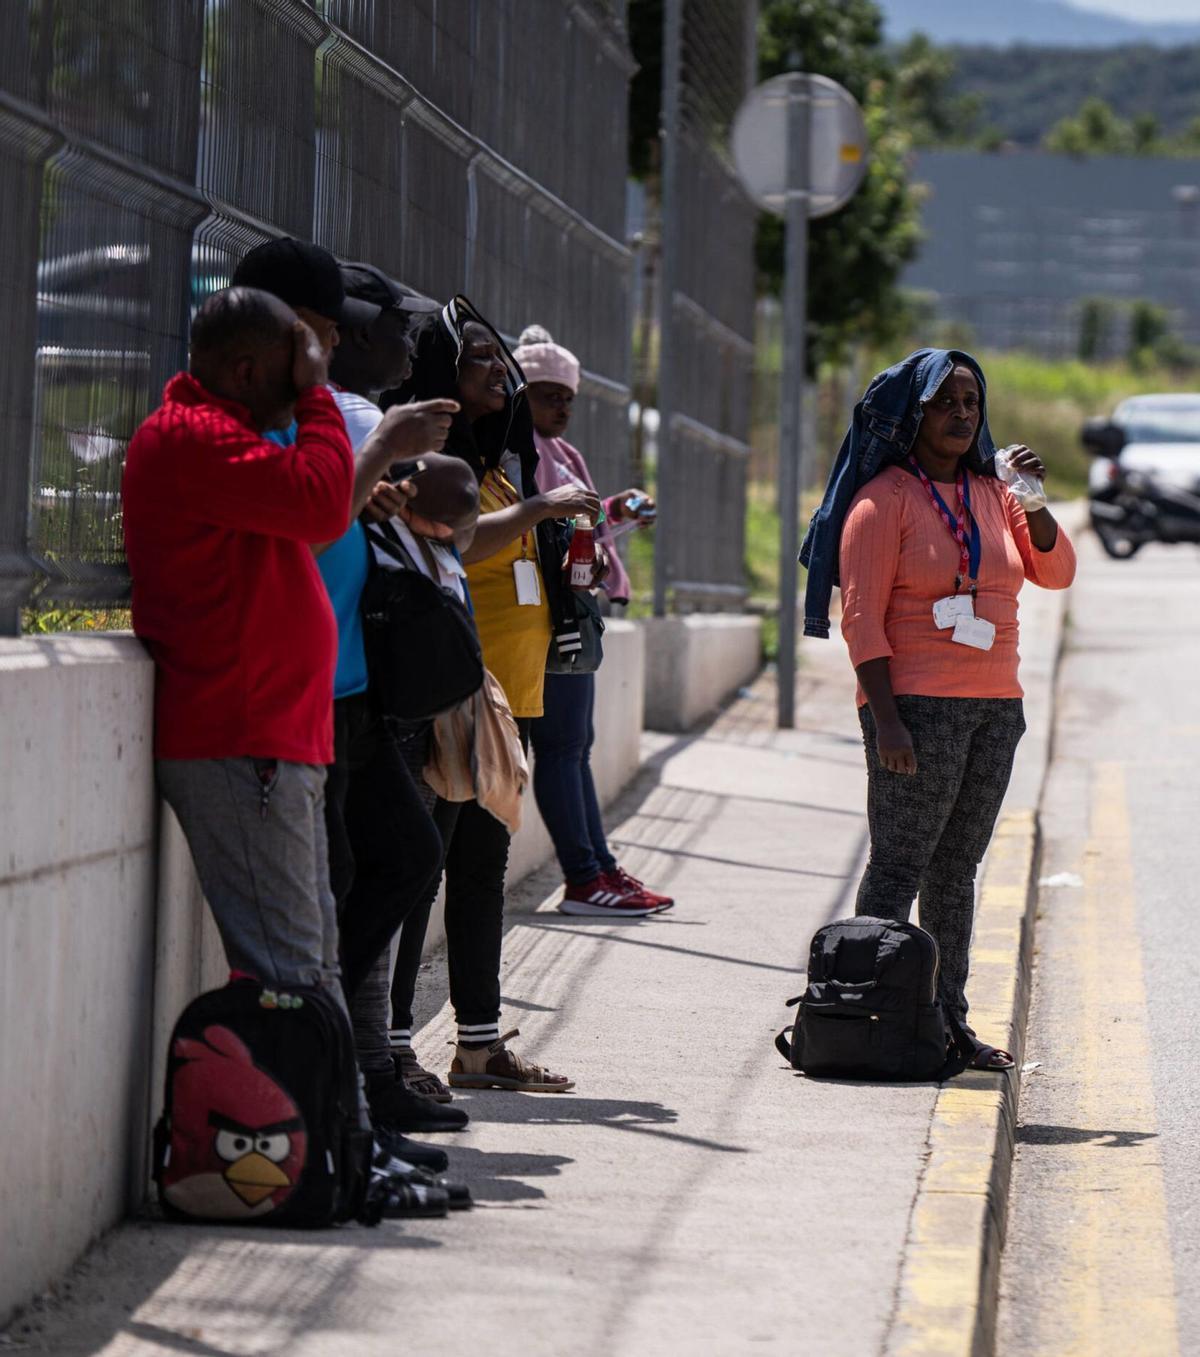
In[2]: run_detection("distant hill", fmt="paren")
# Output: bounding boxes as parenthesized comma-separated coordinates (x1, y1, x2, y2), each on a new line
(948, 42, 1200, 145)
(878, 0, 1200, 48)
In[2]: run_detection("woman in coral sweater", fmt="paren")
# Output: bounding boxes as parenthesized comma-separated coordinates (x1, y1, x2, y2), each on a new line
(839, 358, 1076, 1069)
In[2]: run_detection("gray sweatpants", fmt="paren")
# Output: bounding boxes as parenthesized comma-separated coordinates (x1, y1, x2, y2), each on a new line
(855, 696, 1026, 1026)
(157, 757, 342, 997)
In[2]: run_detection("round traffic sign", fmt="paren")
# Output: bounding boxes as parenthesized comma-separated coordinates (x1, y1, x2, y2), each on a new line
(731, 73, 869, 219)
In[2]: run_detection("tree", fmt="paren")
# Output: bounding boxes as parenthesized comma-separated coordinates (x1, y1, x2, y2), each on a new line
(892, 34, 981, 147)
(755, 0, 924, 370)
(1044, 97, 1133, 156)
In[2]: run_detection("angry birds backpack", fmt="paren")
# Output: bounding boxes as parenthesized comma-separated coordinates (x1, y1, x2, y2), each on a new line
(153, 977, 370, 1226)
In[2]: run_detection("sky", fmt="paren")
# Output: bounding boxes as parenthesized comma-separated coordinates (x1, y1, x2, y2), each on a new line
(1067, 0, 1200, 18)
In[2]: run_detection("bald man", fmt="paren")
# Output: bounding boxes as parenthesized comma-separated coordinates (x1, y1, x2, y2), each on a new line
(124, 286, 421, 1002)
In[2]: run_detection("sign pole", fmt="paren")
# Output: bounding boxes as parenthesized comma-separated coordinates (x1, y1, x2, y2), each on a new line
(776, 74, 810, 730)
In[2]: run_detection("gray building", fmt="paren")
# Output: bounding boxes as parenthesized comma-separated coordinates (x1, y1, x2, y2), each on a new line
(904, 149, 1200, 355)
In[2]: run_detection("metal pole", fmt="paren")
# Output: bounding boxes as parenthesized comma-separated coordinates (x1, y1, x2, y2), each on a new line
(776, 74, 810, 729)
(653, 0, 683, 618)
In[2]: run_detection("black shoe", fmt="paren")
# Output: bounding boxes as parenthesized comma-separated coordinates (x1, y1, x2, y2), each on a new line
(363, 1149, 450, 1220)
(367, 1072, 469, 1134)
(373, 1127, 449, 1173)
(386, 1157, 473, 1211)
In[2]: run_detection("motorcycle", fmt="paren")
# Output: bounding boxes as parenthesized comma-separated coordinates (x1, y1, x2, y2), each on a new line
(1082, 417, 1200, 560)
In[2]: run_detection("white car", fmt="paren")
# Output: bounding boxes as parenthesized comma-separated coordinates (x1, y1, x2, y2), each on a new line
(1087, 393, 1200, 495)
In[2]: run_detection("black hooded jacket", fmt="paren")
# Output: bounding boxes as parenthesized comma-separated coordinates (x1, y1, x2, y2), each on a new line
(381, 301, 580, 664)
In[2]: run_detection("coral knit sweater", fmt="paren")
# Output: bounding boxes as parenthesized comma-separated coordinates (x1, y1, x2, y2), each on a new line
(839, 466, 1076, 704)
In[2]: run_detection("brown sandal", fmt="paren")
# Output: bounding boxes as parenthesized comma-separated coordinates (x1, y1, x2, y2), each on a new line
(447, 1028, 575, 1093)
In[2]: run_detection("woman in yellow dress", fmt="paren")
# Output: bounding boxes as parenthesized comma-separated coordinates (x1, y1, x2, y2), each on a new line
(381, 298, 601, 1093)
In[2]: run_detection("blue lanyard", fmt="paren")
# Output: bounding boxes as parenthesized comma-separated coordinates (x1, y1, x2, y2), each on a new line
(910, 461, 983, 592)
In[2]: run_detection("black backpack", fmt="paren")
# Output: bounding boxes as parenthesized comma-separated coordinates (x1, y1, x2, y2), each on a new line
(153, 978, 371, 1226)
(774, 917, 975, 1081)
(360, 523, 484, 721)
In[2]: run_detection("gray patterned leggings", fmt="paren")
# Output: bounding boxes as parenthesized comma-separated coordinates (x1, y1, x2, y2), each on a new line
(856, 695, 1026, 1026)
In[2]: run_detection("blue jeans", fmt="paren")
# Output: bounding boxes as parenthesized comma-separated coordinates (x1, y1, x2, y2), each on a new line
(530, 672, 617, 886)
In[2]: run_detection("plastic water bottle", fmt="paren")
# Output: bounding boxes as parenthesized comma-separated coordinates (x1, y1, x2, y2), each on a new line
(994, 446, 1047, 511)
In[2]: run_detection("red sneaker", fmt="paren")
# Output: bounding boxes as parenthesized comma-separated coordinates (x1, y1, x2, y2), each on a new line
(604, 867, 674, 912)
(558, 874, 660, 918)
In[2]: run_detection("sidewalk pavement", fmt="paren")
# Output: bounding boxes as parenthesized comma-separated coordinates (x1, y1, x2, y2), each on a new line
(7, 574, 1070, 1357)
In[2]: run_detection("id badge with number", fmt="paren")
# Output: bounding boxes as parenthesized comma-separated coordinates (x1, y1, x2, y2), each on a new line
(951, 615, 996, 651)
(513, 558, 542, 606)
(932, 594, 974, 630)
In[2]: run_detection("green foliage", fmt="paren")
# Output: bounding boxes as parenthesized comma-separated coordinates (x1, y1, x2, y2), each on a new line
(756, 0, 924, 372)
(891, 34, 981, 147)
(1040, 96, 1195, 158)
(947, 43, 1200, 151)
(1044, 96, 1134, 155)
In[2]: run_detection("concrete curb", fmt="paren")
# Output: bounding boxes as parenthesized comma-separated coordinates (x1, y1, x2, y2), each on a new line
(886, 510, 1081, 1357)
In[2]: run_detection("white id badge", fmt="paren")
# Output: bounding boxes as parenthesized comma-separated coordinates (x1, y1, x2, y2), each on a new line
(951, 615, 996, 651)
(932, 595, 974, 630)
(513, 558, 542, 606)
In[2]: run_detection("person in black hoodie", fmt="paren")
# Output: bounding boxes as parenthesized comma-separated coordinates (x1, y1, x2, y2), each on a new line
(381, 297, 600, 1093)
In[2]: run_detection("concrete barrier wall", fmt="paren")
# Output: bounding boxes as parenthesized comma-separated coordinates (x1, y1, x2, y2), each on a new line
(641, 615, 763, 732)
(0, 620, 647, 1325)
(0, 636, 159, 1326)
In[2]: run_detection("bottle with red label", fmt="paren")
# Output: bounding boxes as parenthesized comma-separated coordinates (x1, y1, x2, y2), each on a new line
(567, 514, 595, 588)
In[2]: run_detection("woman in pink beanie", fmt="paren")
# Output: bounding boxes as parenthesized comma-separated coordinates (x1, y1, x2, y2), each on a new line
(515, 324, 674, 918)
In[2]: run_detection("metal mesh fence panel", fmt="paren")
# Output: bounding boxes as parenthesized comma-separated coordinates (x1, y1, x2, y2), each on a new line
(654, 0, 758, 612)
(0, 0, 633, 626)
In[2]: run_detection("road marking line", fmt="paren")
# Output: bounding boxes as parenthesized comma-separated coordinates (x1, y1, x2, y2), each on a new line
(1053, 762, 1179, 1357)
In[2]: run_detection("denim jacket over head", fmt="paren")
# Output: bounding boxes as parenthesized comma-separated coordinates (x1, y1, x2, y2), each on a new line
(799, 347, 998, 639)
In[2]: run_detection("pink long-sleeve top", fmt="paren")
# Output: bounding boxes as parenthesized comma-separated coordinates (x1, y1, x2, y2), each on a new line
(838, 465, 1076, 704)
(533, 430, 633, 604)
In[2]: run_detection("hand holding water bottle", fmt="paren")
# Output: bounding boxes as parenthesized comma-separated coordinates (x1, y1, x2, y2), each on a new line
(994, 444, 1048, 512)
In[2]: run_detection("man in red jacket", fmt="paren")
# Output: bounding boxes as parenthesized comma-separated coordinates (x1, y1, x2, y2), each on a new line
(123, 286, 417, 998)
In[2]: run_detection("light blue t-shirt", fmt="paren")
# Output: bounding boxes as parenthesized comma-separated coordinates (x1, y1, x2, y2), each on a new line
(265, 419, 369, 699)
(317, 521, 370, 698)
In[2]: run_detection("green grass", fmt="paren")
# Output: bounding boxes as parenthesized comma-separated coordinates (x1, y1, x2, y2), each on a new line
(22, 607, 132, 633)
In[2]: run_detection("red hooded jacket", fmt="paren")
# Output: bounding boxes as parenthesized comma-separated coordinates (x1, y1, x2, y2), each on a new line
(123, 374, 352, 764)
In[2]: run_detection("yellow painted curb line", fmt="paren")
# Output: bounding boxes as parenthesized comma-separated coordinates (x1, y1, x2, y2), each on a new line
(886, 809, 1040, 1357)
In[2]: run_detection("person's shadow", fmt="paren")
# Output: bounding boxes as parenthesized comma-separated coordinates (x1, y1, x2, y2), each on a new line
(1016, 1123, 1158, 1149)
(461, 1092, 748, 1156)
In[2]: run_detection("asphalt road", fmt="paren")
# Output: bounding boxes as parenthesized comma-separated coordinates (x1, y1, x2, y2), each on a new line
(998, 531, 1200, 1355)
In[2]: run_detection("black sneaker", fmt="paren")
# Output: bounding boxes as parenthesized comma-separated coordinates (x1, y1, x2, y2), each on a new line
(367, 1071, 469, 1133)
(386, 1157, 473, 1211)
(363, 1149, 450, 1220)
(373, 1127, 449, 1173)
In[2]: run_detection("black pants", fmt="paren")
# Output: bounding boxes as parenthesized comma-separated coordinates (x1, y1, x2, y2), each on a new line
(325, 694, 443, 1002)
(392, 718, 531, 1030)
(856, 695, 1025, 1025)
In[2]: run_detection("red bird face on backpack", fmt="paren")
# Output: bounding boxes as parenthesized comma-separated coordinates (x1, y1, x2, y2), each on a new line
(162, 1025, 306, 1219)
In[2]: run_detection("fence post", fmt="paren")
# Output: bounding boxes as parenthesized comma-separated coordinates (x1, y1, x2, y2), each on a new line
(652, 0, 683, 618)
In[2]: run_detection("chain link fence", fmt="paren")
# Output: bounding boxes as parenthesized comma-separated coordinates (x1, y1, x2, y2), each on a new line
(0, 0, 634, 631)
(653, 0, 758, 613)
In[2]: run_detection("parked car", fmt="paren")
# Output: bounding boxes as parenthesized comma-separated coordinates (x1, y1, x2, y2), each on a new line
(1082, 393, 1200, 559)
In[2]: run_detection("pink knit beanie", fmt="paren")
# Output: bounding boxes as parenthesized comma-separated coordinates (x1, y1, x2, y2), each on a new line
(514, 325, 581, 393)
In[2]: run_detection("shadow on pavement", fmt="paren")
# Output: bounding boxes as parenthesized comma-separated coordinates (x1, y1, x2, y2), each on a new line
(1016, 1122, 1158, 1148)
(525, 918, 801, 975)
(465, 1093, 749, 1155)
(434, 1144, 575, 1203)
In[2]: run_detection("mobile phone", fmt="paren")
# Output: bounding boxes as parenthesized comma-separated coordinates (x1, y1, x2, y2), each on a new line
(388, 458, 427, 485)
